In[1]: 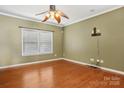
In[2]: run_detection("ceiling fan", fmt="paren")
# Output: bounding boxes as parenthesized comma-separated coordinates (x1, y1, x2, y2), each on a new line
(36, 5, 69, 24)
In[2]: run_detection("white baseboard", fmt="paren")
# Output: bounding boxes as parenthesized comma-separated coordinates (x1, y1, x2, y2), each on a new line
(0, 57, 124, 75)
(63, 58, 124, 75)
(0, 58, 63, 69)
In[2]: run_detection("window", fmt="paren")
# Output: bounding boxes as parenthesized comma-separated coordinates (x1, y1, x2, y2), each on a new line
(21, 28, 53, 56)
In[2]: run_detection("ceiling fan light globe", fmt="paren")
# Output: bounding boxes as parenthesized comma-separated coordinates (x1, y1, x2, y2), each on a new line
(55, 13, 60, 17)
(51, 15, 54, 19)
(50, 11, 54, 14)
(46, 13, 50, 17)
(50, 11, 55, 19)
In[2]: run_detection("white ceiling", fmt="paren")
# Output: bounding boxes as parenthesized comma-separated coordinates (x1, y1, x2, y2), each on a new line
(0, 5, 122, 27)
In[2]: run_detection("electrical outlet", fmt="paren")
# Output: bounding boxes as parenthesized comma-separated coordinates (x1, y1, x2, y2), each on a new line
(100, 60, 104, 63)
(90, 58, 94, 62)
(96, 59, 100, 62)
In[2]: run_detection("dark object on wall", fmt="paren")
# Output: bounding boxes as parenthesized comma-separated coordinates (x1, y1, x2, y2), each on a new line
(91, 27, 102, 66)
(91, 27, 101, 36)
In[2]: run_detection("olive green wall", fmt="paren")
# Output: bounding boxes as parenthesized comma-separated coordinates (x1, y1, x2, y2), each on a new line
(64, 7, 124, 72)
(0, 7, 124, 72)
(0, 15, 63, 66)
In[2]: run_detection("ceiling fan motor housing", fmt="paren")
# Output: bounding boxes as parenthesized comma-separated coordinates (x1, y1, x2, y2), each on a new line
(50, 5, 56, 11)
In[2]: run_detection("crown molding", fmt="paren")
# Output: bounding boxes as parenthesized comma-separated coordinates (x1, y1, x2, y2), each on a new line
(0, 6, 123, 27)
(0, 12, 64, 27)
(65, 6, 123, 27)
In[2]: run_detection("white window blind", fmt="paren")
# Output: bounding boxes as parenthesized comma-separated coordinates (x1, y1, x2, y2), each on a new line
(21, 28, 53, 56)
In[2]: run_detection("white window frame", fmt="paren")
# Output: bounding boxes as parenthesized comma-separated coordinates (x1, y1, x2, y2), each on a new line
(21, 27, 53, 56)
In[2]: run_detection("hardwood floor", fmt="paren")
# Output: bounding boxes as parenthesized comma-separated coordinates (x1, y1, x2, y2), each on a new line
(0, 60, 124, 88)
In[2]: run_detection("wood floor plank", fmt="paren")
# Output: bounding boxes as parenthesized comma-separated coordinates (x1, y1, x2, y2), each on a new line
(0, 60, 124, 88)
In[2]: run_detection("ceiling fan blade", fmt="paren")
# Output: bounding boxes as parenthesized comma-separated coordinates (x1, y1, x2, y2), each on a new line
(35, 11, 48, 16)
(57, 10, 69, 19)
(54, 14, 61, 23)
(42, 15, 49, 22)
